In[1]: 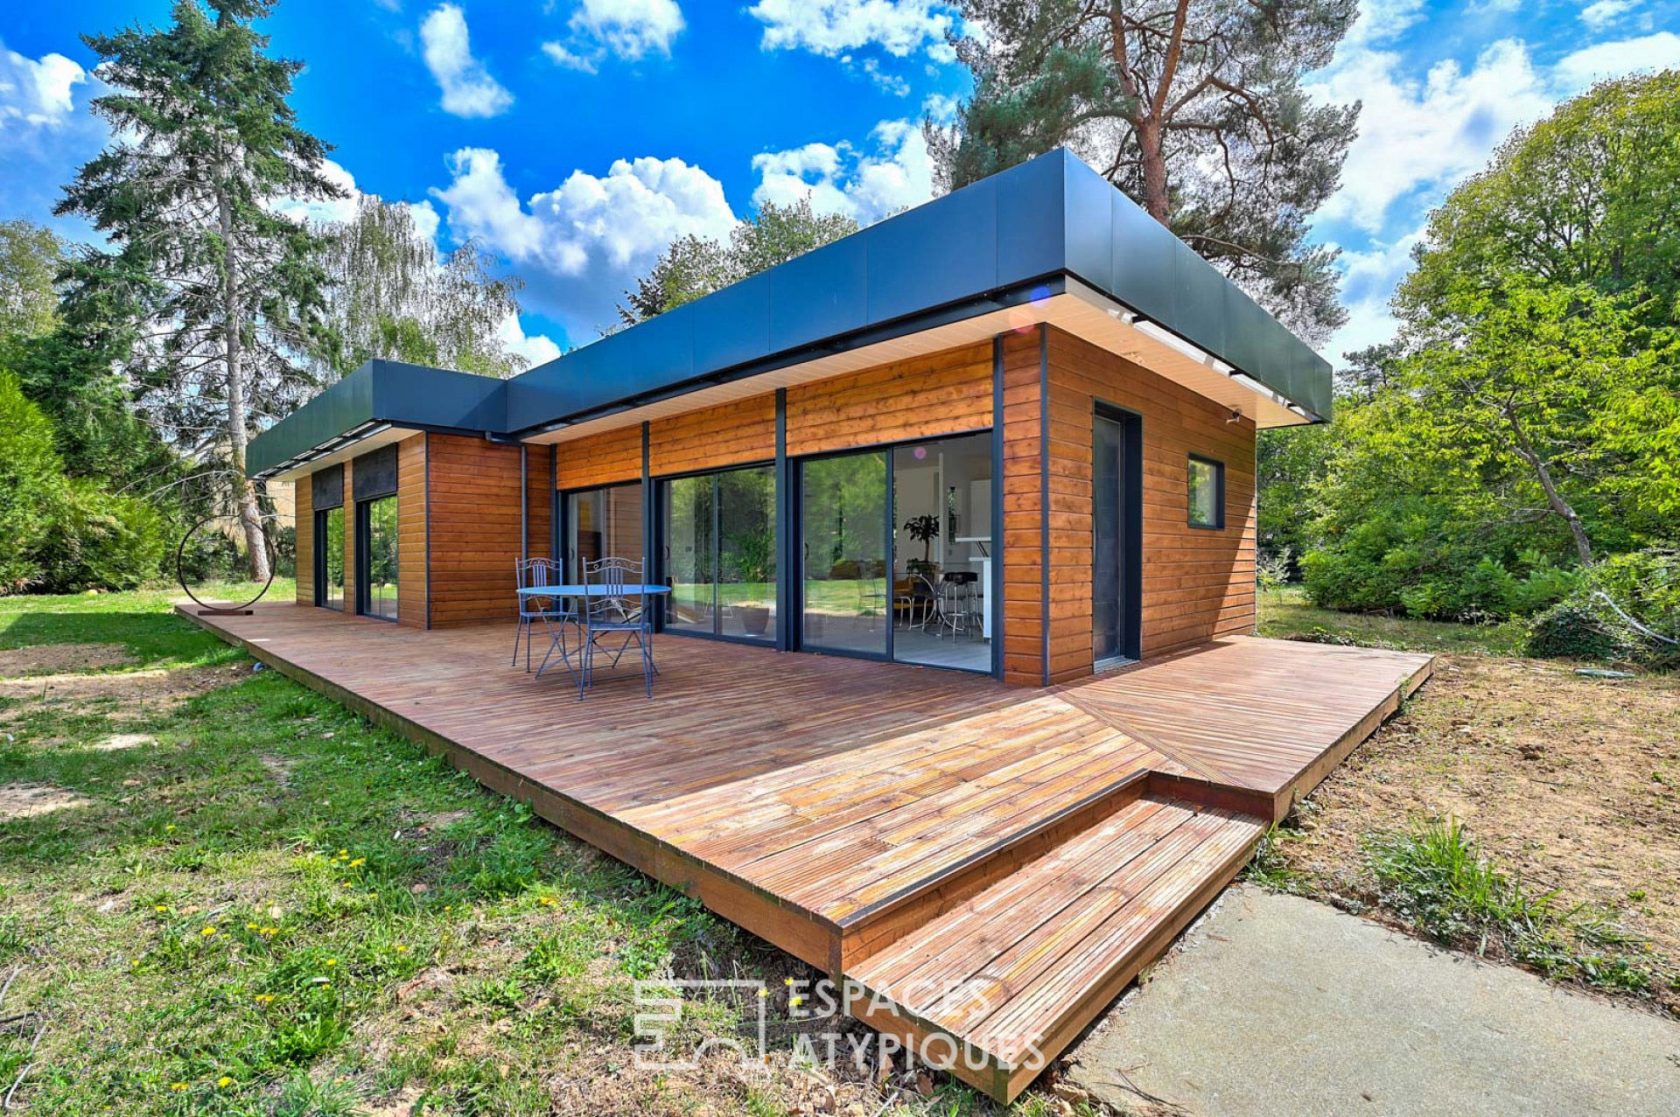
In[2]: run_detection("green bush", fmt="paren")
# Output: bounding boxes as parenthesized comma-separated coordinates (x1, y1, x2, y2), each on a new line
(35, 479, 170, 594)
(0, 373, 63, 592)
(1524, 600, 1631, 662)
(1525, 549, 1680, 669)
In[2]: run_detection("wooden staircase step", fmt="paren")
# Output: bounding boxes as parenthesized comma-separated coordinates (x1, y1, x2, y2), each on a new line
(844, 794, 1264, 1102)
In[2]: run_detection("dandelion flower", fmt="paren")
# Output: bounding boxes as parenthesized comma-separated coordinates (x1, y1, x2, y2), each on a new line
(245, 922, 258, 931)
(757, 987, 769, 998)
(169, 1082, 188, 1092)
(154, 904, 169, 913)
(789, 995, 803, 1008)
(349, 857, 365, 868)
(164, 824, 176, 833)
(394, 944, 409, 953)
(216, 1076, 233, 1088)
(325, 958, 337, 967)
(783, 977, 794, 986)
(254, 994, 275, 1005)
(200, 926, 217, 937)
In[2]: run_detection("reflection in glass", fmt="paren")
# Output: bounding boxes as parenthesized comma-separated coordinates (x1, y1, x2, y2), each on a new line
(362, 496, 399, 621)
(800, 451, 888, 656)
(664, 474, 714, 635)
(318, 506, 345, 611)
(661, 466, 775, 642)
(568, 483, 643, 576)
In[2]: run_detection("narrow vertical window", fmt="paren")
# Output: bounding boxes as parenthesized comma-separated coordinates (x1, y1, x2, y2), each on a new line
(1188, 455, 1225, 530)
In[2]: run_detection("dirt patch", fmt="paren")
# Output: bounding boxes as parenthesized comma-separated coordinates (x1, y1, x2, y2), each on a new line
(0, 783, 92, 821)
(1277, 654, 1680, 1011)
(94, 733, 156, 752)
(0, 642, 136, 678)
(259, 753, 292, 788)
(0, 664, 245, 723)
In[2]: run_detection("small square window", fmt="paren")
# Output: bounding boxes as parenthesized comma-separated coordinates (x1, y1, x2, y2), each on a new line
(1188, 455, 1224, 530)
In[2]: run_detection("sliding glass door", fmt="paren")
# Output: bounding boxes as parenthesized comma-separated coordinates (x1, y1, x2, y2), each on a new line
(315, 506, 345, 611)
(566, 482, 643, 578)
(662, 465, 775, 642)
(358, 495, 399, 622)
(800, 450, 888, 657)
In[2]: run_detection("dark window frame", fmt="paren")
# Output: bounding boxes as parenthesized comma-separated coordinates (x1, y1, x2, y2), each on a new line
(355, 493, 399, 623)
(1187, 453, 1226, 531)
(313, 504, 345, 611)
(655, 459, 779, 648)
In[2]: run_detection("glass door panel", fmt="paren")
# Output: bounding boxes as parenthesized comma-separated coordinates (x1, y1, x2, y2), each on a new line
(716, 466, 775, 640)
(800, 451, 888, 657)
(360, 495, 399, 621)
(317, 506, 345, 611)
(664, 474, 714, 635)
(566, 482, 643, 579)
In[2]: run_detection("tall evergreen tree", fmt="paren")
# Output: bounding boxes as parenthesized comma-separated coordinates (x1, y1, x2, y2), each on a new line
(57, 0, 342, 579)
(317, 196, 531, 380)
(930, 0, 1359, 341)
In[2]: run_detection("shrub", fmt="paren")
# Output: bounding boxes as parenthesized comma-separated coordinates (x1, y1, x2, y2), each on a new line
(35, 479, 169, 593)
(0, 373, 63, 592)
(1524, 600, 1630, 662)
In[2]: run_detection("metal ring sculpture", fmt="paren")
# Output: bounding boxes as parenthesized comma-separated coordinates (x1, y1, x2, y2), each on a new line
(175, 513, 279, 614)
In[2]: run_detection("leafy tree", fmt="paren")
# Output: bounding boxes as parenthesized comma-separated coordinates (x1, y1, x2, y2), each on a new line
(929, 0, 1359, 340)
(0, 373, 63, 592)
(0, 220, 64, 341)
(57, 0, 343, 580)
(316, 195, 532, 379)
(620, 198, 858, 325)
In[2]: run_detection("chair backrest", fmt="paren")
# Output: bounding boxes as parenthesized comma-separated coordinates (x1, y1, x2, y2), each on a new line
(515, 557, 561, 590)
(582, 556, 644, 624)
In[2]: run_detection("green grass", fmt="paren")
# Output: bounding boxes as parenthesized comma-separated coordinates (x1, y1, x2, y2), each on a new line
(1363, 819, 1659, 995)
(0, 590, 1075, 1115)
(1258, 585, 1527, 656)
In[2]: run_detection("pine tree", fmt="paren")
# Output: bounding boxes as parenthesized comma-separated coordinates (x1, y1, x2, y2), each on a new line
(57, 0, 343, 579)
(930, 0, 1359, 342)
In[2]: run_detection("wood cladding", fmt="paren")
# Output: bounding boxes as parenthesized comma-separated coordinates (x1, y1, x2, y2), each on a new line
(295, 479, 313, 605)
(1044, 327, 1257, 674)
(785, 341, 993, 455)
(554, 424, 642, 490)
(427, 433, 527, 627)
(398, 434, 428, 628)
(343, 465, 357, 618)
(525, 445, 553, 562)
(999, 329, 1046, 687)
(648, 393, 775, 476)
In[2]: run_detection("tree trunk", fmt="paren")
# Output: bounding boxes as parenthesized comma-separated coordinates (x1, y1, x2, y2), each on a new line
(1506, 405, 1594, 568)
(1135, 115, 1170, 223)
(218, 185, 270, 582)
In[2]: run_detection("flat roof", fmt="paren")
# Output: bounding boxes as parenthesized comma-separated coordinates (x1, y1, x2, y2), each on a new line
(248, 148, 1331, 479)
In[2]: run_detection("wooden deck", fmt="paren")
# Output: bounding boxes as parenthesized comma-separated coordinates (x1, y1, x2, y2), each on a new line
(181, 602, 1431, 1101)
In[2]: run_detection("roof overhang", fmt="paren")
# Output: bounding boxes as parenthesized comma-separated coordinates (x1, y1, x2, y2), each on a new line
(247, 149, 1330, 479)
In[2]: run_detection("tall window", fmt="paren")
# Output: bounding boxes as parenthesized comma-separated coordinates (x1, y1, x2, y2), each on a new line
(1188, 455, 1225, 530)
(316, 506, 345, 610)
(663, 465, 775, 642)
(359, 495, 399, 621)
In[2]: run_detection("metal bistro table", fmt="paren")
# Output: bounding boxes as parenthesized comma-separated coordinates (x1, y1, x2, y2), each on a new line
(517, 583, 671, 693)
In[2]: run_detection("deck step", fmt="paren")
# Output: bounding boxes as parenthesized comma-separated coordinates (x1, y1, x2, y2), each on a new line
(844, 794, 1264, 1102)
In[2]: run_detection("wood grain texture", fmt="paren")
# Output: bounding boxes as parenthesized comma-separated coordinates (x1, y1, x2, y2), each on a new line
(294, 479, 313, 605)
(554, 424, 643, 491)
(1045, 326, 1260, 674)
(343, 464, 357, 617)
(427, 433, 526, 627)
(182, 603, 1430, 1103)
(398, 434, 427, 628)
(649, 392, 776, 476)
(785, 340, 993, 456)
(524, 444, 552, 562)
(1000, 328, 1045, 686)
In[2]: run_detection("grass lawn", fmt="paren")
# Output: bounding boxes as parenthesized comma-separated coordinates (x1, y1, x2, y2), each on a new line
(0, 588, 1091, 1117)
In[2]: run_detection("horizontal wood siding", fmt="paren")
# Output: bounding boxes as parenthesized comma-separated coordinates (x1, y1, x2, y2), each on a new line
(397, 434, 428, 628)
(343, 466, 357, 617)
(785, 341, 993, 456)
(427, 433, 525, 627)
(554, 425, 643, 491)
(1046, 327, 1257, 673)
(525, 445, 553, 561)
(648, 393, 776, 476)
(1000, 328, 1045, 687)
(295, 479, 313, 605)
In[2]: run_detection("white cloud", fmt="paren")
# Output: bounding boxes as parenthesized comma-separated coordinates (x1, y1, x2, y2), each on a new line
(497, 312, 562, 365)
(1579, 0, 1640, 31)
(752, 118, 933, 225)
(747, 0, 955, 59)
(431, 147, 736, 336)
(0, 45, 86, 132)
(921, 91, 959, 123)
(1321, 231, 1423, 360)
(271, 157, 442, 246)
(543, 0, 684, 73)
(1308, 38, 1553, 234)
(420, 4, 513, 118)
(1554, 31, 1680, 90)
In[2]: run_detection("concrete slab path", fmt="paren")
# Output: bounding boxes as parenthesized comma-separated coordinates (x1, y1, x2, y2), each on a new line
(1068, 885, 1680, 1116)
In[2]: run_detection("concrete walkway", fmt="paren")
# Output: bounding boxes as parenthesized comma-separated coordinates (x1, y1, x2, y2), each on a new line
(1068, 885, 1680, 1117)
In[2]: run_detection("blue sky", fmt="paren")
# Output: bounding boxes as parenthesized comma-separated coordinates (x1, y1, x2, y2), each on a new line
(2, 0, 1678, 367)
